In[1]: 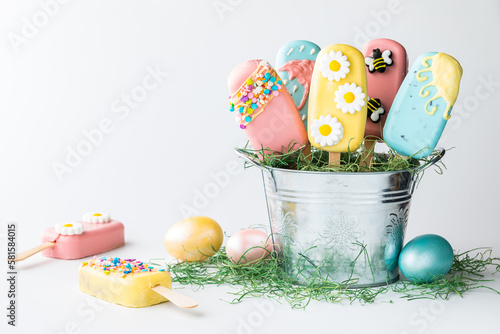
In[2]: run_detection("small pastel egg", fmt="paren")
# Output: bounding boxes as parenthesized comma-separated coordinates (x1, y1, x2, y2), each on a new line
(225, 229, 273, 265)
(164, 216, 223, 262)
(398, 234, 454, 283)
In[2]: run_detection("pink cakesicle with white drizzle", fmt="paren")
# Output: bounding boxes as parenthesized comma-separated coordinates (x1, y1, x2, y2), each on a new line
(15, 212, 124, 261)
(228, 60, 308, 154)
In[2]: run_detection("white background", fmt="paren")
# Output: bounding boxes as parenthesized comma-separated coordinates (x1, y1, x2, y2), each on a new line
(1, 0, 500, 333)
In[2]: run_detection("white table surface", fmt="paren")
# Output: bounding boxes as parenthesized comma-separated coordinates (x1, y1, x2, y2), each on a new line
(2, 0, 500, 333)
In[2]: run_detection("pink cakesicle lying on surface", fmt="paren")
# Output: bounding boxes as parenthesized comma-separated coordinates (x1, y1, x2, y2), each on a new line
(363, 38, 408, 139)
(228, 60, 308, 154)
(15, 212, 124, 261)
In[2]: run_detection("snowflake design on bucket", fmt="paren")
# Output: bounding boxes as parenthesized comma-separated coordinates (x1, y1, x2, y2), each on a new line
(384, 206, 409, 270)
(386, 207, 409, 240)
(271, 207, 297, 245)
(320, 215, 364, 255)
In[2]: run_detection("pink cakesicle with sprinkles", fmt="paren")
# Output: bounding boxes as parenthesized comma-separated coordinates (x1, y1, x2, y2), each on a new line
(228, 60, 308, 154)
(15, 212, 124, 261)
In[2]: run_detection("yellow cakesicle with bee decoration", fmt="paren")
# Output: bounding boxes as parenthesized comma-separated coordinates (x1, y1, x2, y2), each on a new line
(308, 44, 367, 162)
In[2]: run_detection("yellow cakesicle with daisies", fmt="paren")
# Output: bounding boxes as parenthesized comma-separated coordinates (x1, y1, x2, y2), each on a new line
(308, 44, 368, 152)
(79, 257, 172, 308)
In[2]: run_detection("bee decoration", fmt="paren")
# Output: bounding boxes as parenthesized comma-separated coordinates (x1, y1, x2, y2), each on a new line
(365, 48, 393, 73)
(367, 97, 385, 123)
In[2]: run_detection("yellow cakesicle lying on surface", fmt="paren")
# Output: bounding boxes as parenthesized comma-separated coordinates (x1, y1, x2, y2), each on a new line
(308, 44, 368, 153)
(79, 257, 197, 308)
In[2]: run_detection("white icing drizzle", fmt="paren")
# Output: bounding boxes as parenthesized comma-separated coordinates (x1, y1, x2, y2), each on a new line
(293, 85, 298, 93)
(299, 45, 305, 52)
(287, 48, 294, 56)
(301, 114, 306, 121)
(310, 48, 317, 55)
(283, 79, 289, 85)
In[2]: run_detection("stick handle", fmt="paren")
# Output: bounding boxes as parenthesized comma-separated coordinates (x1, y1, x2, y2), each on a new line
(360, 139, 376, 168)
(15, 241, 56, 262)
(152, 285, 198, 309)
(329, 152, 341, 166)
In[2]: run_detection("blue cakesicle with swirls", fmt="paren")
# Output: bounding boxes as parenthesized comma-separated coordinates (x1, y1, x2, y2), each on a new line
(383, 52, 462, 158)
(276, 40, 320, 128)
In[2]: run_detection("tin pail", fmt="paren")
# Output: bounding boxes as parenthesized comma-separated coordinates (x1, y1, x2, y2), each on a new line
(236, 148, 445, 287)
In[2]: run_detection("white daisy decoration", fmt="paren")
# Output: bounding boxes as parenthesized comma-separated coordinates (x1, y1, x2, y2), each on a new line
(334, 82, 366, 114)
(82, 212, 111, 224)
(319, 50, 350, 82)
(55, 222, 84, 236)
(310, 115, 344, 147)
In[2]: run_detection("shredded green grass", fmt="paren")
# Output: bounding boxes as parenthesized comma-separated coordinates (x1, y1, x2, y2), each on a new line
(237, 139, 446, 174)
(150, 247, 500, 309)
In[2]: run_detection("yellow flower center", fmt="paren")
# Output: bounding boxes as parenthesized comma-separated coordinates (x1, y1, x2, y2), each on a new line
(329, 60, 341, 72)
(63, 224, 73, 227)
(319, 124, 332, 136)
(344, 92, 355, 103)
(93, 213, 102, 216)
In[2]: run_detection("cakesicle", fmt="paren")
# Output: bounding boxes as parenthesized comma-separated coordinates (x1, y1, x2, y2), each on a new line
(15, 212, 124, 261)
(363, 38, 407, 138)
(228, 60, 308, 154)
(79, 257, 197, 308)
(308, 44, 368, 155)
(383, 52, 462, 158)
(276, 40, 320, 128)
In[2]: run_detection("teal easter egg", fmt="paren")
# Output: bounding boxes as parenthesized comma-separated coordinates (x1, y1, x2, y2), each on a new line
(398, 234, 454, 283)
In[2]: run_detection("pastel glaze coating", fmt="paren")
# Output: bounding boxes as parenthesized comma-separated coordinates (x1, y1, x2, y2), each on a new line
(383, 52, 462, 158)
(79, 258, 171, 308)
(228, 60, 307, 153)
(308, 44, 367, 152)
(363, 38, 408, 138)
(41, 220, 125, 259)
(276, 40, 320, 128)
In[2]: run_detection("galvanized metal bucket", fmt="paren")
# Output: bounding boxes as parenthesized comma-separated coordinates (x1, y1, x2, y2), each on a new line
(235, 148, 445, 287)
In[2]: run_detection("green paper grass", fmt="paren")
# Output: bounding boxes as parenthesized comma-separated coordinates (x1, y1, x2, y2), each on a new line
(154, 247, 500, 309)
(238, 139, 446, 174)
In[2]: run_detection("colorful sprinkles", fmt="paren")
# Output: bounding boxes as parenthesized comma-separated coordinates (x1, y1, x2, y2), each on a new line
(82, 257, 165, 278)
(229, 60, 283, 129)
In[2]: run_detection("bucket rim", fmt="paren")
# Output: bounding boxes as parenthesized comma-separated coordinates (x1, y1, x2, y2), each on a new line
(260, 165, 416, 176)
(235, 147, 445, 177)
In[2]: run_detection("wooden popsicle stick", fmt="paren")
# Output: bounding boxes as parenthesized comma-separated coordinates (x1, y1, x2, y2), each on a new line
(15, 241, 56, 262)
(302, 142, 312, 162)
(360, 139, 376, 168)
(302, 142, 311, 157)
(152, 285, 198, 309)
(329, 152, 341, 166)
